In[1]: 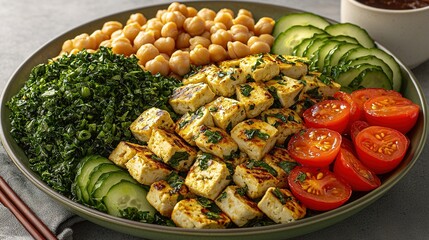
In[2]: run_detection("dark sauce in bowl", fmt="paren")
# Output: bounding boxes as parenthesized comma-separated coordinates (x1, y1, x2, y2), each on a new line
(356, 0, 429, 9)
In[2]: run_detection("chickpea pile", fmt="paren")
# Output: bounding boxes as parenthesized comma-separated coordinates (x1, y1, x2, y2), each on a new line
(59, 2, 275, 77)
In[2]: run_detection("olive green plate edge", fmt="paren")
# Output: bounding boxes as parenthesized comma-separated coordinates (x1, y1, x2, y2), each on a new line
(0, 1, 427, 239)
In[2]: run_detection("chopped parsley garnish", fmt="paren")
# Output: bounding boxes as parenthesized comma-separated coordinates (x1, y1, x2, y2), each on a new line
(197, 197, 222, 220)
(226, 122, 233, 132)
(244, 129, 270, 140)
(240, 84, 254, 97)
(204, 129, 223, 144)
(166, 171, 185, 194)
(198, 152, 213, 170)
(208, 106, 218, 112)
(277, 161, 298, 174)
(151, 154, 163, 162)
(246, 160, 278, 177)
(251, 54, 265, 71)
(217, 191, 227, 202)
(236, 185, 248, 196)
(296, 171, 307, 182)
(169, 152, 189, 167)
(272, 188, 288, 204)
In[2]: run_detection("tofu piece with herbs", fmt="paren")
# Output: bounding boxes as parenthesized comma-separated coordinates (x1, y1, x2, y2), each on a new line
(299, 73, 341, 101)
(215, 185, 264, 227)
(185, 152, 231, 200)
(272, 55, 309, 79)
(206, 60, 247, 97)
(265, 76, 305, 108)
(175, 106, 214, 146)
(206, 97, 246, 132)
(230, 119, 279, 161)
(236, 82, 274, 118)
(194, 125, 238, 159)
(260, 108, 304, 145)
(171, 198, 231, 229)
(239, 53, 280, 82)
(169, 82, 216, 115)
(233, 159, 280, 199)
(108, 141, 148, 168)
(182, 64, 217, 85)
(146, 172, 194, 217)
(258, 187, 306, 224)
(125, 148, 172, 186)
(129, 107, 175, 143)
(148, 128, 197, 172)
(262, 147, 298, 188)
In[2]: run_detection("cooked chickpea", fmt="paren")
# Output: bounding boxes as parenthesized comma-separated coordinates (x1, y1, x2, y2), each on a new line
(205, 20, 215, 32)
(99, 39, 112, 48)
(210, 29, 233, 49)
(233, 15, 255, 31)
(214, 12, 233, 29)
(259, 33, 274, 46)
(101, 21, 123, 37)
(254, 17, 275, 35)
(136, 43, 159, 65)
(230, 24, 251, 43)
(111, 37, 134, 56)
(127, 13, 147, 26)
(227, 41, 251, 59)
(110, 29, 123, 40)
(134, 31, 155, 49)
(90, 30, 108, 47)
(169, 50, 191, 76)
(156, 9, 167, 19)
(72, 33, 96, 50)
(210, 22, 227, 34)
(218, 8, 235, 18)
(161, 11, 186, 29)
(201, 31, 211, 40)
(176, 32, 191, 49)
(160, 53, 170, 61)
(250, 41, 270, 54)
(69, 48, 80, 55)
(189, 36, 211, 50)
(187, 7, 198, 17)
(197, 8, 216, 21)
(123, 22, 141, 42)
(237, 9, 253, 18)
(62, 39, 74, 53)
(183, 16, 205, 37)
(167, 2, 188, 17)
(190, 44, 211, 66)
(154, 37, 175, 55)
(145, 55, 170, 76)
(161, 22, 179, 39)
(208, 44, 229, 62)
(146, 19, 164, 32)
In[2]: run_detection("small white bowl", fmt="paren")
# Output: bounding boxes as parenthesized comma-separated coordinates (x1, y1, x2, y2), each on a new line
(341, 0, 429, 69)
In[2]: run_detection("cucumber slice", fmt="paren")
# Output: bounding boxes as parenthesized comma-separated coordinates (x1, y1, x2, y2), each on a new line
(73, 155, 111, 204)
(312, 40, 345, 71)
(349, 68, 392, 90)
(272, 12, 331, 38)
(323, 42, 362, 75)
(346, 56, 393, 84)
(334, 64, 382, 87)
(91, 170, 137, 202)
(329, 35, 359, 45)
(103, 181, 155, 218)
(303, 38, 330, 59)
(341, 47, 402, 91)
(87, 163, 121, 197)
(293, 33, 331, 57)
(272, 25, 326, 55)
(325, 23, 375, 48)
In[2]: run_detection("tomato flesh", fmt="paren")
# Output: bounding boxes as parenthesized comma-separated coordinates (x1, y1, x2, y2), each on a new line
(363, 95, 420, 134)
(334, 148, 381, 191)
(334, 91, 362, 123)
(351, 88, 402, 119)
(350, 120, 370, 144)
(303, 99, 351, 134)
(354, 126, 409, 174)
(288, 167, 352, 211)
(288, 128, 342, 167)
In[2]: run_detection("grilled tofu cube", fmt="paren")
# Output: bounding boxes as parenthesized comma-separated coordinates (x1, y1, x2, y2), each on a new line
(236, 82, 274, 118)
(125, 150, 172, 186)
(230, 119, 279, 161)
(175, 106, 214, 146)
(169, 83, 216, 115)
(108, 141, 147, 168)
(206, 60, 247, 97)
(146, 174, 194, 217)
(265, 76, 304, 108)
(239, 53, 280, 82)
(148, 128, 197, 172)
(129, 107, 175, 143)
(263, 147, 298, 188)
(182, 64, 217, 85)
(260, 108, 304, 145)
(233, 160, 279, 199)
(194, 125, 238, 159)
(215, 185, 264, 227)
(273, 55, 309, 79)
(258, 187, 306, 224)
(206, 97, 246, 131)
(185, 152, 231, 200)
(224, 150, 248, 169)
(290, 98, 318, 116)
(171, 198, 231, 229)
(299, 73, 341, 100)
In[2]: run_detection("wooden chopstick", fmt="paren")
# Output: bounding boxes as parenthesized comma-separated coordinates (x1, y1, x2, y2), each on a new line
(0, 176, 58, 240)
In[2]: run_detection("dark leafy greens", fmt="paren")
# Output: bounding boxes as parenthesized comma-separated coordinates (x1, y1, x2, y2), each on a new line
(7, 47, 181, 197)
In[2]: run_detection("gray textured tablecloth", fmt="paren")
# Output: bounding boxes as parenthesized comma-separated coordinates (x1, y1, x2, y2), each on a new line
(1, 0, 428, 239)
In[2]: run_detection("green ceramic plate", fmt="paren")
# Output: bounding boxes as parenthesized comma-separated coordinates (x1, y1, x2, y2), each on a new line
(0, 1, 427, 239)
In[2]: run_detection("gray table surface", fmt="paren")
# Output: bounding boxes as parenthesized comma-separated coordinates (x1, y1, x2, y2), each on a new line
(1, 0, 428, 239)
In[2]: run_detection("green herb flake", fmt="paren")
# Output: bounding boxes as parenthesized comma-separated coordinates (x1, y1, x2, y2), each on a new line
(244, 129, 270, 141)
(246, 160, 278, 177)
(208, 106, 218, 112)
(251, 54, 265, 71)
(217, 191, 227, 202)
(277, 161, 298, 174)
(236, 185, 248, 196)
(204, 129, 223, 144)
(169, 152, 189, 167)
(296, 171, 307, 182)
(240, 84, 254, 97)
(166, 171, 185, 193)
(198, 152, 213, 170)
(272, 188, 287, 204)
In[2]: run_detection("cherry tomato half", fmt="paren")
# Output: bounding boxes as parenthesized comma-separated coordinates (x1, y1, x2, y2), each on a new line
(288, 166, 352, 211)
(354, 126, 409, 174)
(302, 99, 351, 134)
(287, 128, 342, 167)
(334, 91, 362, 123)
(363, 95, 420, 134)
(351, 88, 402, 118)
(334, 148, 381, 191)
